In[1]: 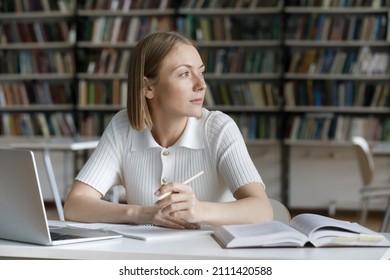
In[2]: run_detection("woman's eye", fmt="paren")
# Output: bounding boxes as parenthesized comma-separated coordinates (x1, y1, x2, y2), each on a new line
(180, 71, 190, 77)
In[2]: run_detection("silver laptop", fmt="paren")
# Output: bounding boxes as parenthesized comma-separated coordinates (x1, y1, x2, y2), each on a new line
(0, 148, 122, 245)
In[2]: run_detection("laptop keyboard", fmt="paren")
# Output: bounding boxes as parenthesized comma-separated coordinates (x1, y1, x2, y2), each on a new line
(50, 231, 82, 241)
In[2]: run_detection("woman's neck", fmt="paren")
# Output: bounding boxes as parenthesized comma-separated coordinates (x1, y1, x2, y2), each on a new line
(150, 117, 188, 148)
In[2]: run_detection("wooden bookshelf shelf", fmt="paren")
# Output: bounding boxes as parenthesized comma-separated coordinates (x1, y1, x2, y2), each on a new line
(177, 7, 283, 15)
(205, 73, 282, 80)
(285, 106, 390, 113)
(76, 73, 127, 80)
(0, 74, 75, 81)
(284, 40, 390, 47)
(0, 11, 74, 20)
(197, 40, 281, 47)
(284, 73, 390, 80)
(284, 7, 389, 14)
(77, 9, 177, 17)
(0, 42, 75, 50)
(0, 105, 74, 111)
(206, 105, 281, 112)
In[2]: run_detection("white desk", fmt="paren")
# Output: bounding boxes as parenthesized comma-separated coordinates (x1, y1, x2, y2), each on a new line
(9, 137, 99, 221)
(0, 231, 389, 260)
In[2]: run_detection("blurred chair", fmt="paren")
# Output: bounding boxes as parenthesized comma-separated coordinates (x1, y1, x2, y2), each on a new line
(351, 136, 390, 231)
(270, 199, 291, 224)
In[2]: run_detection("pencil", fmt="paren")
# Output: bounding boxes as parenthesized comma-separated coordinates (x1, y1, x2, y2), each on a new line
(157, 171, 204, 201)
(182, 170, 205, 185)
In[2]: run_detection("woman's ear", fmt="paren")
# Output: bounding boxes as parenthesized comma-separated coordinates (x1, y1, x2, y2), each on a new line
(143, 77, 154, 99)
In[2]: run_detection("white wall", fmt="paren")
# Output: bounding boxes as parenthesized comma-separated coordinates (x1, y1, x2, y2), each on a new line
(247, 144, 282, 201)
(289, 145, 390, 211)
(35, 151, 73, 200)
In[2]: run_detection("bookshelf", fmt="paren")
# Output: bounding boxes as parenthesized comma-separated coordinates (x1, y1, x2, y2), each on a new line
(0, 0, 77, 138)
(283, 0, 390, 209)
(1, 0, 390, 209)
(284, 1, 390, 145)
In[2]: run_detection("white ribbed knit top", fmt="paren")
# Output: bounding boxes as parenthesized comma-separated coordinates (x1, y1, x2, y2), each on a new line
(76, 108, 264, 206)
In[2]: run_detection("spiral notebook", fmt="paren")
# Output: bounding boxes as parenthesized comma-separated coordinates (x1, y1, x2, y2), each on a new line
(67, 222, 214, 241)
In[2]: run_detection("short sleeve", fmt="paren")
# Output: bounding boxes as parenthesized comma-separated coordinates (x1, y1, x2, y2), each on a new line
(75, 110, 129, 195)
(204, 111, 264, 194)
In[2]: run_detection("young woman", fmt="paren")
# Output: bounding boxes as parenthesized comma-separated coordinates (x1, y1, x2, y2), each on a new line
(64, 31, 273, 229)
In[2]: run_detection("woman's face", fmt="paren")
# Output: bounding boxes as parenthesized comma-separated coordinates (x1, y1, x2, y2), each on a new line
(145, 43, 207, 120)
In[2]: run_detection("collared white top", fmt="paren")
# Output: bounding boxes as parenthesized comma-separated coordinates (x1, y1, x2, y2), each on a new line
(76, 108, 264, 206)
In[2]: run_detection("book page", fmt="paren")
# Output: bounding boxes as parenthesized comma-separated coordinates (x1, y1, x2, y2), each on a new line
(290, 213, 378, 237)
(289, 213, 390, 247)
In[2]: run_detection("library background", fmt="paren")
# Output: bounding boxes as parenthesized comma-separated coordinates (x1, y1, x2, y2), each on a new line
(1, 0, 390, 227)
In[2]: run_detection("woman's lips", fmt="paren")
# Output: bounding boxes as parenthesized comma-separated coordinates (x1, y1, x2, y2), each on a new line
(190, 98, 204, 105)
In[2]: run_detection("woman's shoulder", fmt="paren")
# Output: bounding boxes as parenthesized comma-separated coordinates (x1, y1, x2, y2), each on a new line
(111, 109, 129, 121)
(203, 108, 241, 146)
(109, 109, 131, 129)
(203, 108, 235, 128)
(100, 109, 134, 149)
(102, 109, 133, 142)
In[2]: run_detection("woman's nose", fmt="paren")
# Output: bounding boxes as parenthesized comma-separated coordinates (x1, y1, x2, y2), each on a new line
(195, 75, 207, 91)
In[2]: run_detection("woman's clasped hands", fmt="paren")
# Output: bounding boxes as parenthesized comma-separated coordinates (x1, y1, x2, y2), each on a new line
(153, 181, 202, 230)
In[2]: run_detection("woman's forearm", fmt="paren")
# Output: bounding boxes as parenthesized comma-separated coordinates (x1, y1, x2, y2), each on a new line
(199, 196, 273, 226)
(64, 194, 141, 224)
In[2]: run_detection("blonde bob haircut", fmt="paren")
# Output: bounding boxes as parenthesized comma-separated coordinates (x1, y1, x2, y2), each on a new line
(127, 31, 196, 131)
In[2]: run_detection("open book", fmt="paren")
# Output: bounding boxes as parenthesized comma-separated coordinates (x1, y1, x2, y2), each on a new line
(67, 222, 213, 241)
(213, 213, 390, 248)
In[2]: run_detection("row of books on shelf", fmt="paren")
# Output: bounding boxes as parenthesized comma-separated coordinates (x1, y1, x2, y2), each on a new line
(0, 82, 72, 106)
(284, 80, 390, 107)
(286, 114, 390, 141)
(81, 16, 173, 44)
(83, 49, 130, 74)
(231, 113, 280, 140)
(78, 80, 127, 107)
(0, 50, 75, 74)
(288, 47, 389, 75)
(287, 0, 389, 7)
(81, 0, 170, 10)
(204, 81, 280, 107)
(286, 14, 388, 41)
(178, 16, 281, 42)
(81, 0, 282, 10)
(78, 79, 280, 107)
(179, 0, 282, 8)
(200, 48, 280, 74)
(81, 14, 281, 44)
(0, 112, 76, 137)
(78, 112, 115, 137)
(82, 47, 279, 76)
(1, 0, 74, 12)
(1, 21, 75, 44)
(1, 0, 387, 12)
